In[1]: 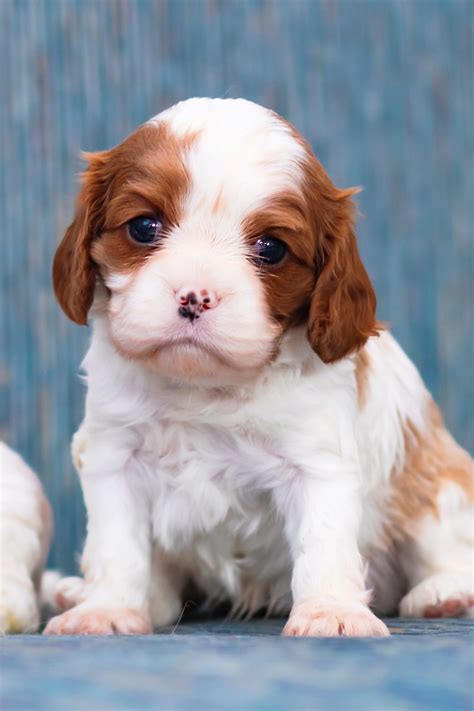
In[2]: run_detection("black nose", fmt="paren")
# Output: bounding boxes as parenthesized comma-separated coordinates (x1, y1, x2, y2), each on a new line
(178, 306, 198, 322)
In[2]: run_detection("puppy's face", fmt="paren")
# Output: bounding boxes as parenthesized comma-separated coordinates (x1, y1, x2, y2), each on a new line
(54, 98, 377, 380)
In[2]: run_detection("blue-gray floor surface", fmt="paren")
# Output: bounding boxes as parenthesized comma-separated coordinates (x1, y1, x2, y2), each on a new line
(2, 618, 473, 710)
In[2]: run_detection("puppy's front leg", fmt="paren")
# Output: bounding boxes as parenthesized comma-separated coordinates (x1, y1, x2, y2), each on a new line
(44, 431, 152, 636)
(279, 459, 389, 637)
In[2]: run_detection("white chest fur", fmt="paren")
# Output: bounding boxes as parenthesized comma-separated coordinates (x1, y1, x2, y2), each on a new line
(77, 322, 427, 607)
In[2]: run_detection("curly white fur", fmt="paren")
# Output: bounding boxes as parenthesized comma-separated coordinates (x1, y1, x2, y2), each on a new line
(0, 443, 52, 633)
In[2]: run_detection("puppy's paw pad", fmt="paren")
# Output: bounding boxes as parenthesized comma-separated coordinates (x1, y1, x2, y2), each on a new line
(282, 603, 389, 638)
(43, 605, 151, 636)
(400, 574, 474, 618)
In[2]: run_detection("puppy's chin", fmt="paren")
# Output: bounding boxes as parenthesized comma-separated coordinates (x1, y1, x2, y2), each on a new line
(113, 338, 277, 384)
(146, 343, 234, 380)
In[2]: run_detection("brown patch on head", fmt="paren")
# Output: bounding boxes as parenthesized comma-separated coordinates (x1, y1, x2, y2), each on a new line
(387, 399, 473, 541)
(355, 348, 371, 409)
(245, 114, 379, 362)
(53, 123, 195, 323)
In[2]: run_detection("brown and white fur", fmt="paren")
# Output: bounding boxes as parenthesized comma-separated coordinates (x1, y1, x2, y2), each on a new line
(45, 98, 473, 637)
(0, 443, 52, 633)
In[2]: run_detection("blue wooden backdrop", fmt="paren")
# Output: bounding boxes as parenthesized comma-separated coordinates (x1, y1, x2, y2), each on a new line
(1, 0, 472, 573)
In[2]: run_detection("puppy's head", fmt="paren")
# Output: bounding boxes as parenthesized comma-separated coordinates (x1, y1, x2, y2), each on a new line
(54, 98, 377, 380)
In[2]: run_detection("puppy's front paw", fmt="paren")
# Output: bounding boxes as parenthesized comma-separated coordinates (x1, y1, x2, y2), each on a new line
(43, 604, 151, 636)
(283, 601, 389, 637)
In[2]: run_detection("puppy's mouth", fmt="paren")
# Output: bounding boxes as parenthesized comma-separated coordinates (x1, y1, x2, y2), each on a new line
(156, 338, 229, 364)
(112, 330, 280, 375)
(115, 333, 236, 370)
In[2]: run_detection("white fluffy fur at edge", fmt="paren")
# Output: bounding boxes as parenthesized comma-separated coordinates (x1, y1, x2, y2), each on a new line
(0, 443, 52, 633)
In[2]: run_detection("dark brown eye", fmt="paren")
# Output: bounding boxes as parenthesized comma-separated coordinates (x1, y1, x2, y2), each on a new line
(254, 236, 287, 265)
(128, 216, 163, 244)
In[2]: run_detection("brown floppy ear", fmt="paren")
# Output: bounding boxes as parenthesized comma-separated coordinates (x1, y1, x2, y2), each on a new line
(308, 188, 378, 363)
(53, 151, 111, 324)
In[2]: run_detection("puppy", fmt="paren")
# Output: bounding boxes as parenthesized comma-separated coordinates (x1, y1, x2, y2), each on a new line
(45, 98, 473, 636)
(0, 443, 52, 633)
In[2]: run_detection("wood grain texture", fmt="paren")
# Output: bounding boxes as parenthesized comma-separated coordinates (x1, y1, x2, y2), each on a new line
(1, 0, 472, 572)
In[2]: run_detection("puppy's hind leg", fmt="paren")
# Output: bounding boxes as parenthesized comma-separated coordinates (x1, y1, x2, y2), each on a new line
(45, 575, 88, 613)
(400, 469, 474, 619)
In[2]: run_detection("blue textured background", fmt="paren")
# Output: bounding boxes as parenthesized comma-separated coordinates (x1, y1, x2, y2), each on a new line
(1, 0, 472, 573)
(2, 619, 474, 709)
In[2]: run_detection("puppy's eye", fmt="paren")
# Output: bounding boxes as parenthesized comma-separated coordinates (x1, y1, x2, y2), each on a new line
(254, 236, 287, 265)
(128, 216, 163, 244)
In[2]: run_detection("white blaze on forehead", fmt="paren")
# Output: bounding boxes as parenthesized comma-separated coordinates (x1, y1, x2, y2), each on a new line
(148, 97, 306, 220)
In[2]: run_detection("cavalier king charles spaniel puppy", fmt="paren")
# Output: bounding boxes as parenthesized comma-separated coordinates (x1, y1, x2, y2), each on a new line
(0, 443, 52, 633)
(45, 98, 473, 636)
